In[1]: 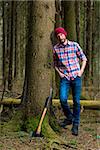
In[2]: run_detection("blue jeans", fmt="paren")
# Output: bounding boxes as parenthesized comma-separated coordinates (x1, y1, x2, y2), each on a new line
(60, 76, 82, 125)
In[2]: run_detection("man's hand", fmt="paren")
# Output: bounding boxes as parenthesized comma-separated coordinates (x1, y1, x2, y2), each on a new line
(55, 67, 66, 78)
(59, 72, 65, 78)
(78, 70, 83, 77)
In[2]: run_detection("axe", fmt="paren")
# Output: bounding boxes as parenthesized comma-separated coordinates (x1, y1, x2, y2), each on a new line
(30, 87, 53, 141)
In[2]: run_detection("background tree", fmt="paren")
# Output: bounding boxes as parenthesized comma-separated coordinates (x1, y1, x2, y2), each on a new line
(62, 0, 76, 41)
(13, 1, 27, 93)
(54, 0, 62, 98)
(75, 1, 80, 43)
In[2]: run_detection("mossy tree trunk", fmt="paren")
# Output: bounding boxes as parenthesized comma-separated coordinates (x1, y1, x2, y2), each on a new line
(25, 1, 55, 117)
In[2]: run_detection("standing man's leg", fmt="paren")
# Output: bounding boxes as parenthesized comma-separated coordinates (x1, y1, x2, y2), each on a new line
(59, 77, 73, 127)
(71, 76, 82, 135)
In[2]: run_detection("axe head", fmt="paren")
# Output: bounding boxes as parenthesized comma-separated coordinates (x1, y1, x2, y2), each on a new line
(29, 130, 43, 142)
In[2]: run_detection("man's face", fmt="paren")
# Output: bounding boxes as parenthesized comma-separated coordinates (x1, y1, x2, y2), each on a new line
(57, 33, 66, 44)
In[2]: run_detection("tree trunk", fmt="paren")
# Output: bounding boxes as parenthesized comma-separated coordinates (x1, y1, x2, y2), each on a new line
(13, 2, 27, 93)
(75, 1, 80, 43)
(8, 1, 14, 90)
(85, 1, 93, 98)
(55, 0, 62, 28)
(25, 1, 55, 116)
(62, 1, 76, 41)
(14, 2, 20, 80)
(91, 1, 96, 97)
(54, 0, 62, 99)
(94, 1, 100, 97)
(2, 2, 8, 90)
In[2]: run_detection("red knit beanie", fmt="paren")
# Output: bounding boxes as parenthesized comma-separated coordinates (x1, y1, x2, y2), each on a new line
(55, 27, 67, 37)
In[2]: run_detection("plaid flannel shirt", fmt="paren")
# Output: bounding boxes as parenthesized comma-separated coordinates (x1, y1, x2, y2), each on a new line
(53, 40, 87, 80)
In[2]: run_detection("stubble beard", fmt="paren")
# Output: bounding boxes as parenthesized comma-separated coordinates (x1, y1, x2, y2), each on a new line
(59, 38, 66, 44)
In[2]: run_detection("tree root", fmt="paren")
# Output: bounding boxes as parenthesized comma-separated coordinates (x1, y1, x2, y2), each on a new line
(41, 117, 77, 149)
(48, 137, 77, 149)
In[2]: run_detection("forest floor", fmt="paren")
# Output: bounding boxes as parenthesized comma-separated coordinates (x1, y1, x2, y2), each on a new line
(0, 91, 100, 150)
(0, 109, 100, 150)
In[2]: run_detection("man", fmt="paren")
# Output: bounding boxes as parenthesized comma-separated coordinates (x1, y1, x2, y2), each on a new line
(53, 27, 87, 136)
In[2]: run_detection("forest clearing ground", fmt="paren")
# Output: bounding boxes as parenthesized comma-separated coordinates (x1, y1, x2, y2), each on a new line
(0, 108, 100, 150)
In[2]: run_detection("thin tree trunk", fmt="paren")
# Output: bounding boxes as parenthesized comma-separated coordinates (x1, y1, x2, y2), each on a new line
(8, 2, 14, 90)
(14, 2, 17, 79)
(83, 1, 87, 89)
(91, 1, 95, 96)
(2, 2, 6, 82)
(85, 0, 93, 98)
(14, 2, 21, 80)
(2, 2, 8, 90)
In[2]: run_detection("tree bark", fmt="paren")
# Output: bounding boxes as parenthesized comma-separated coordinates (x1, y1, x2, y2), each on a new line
(13, 2, 27, 93)
(25, 1, 55, 116)
(55, 0, 62, 28)
(62, 1, 76, 41)
(2, 2, 8, 90)
(54, 0, 62, 99)
(75, 1, 80, 43)
(85, 1, 93, 98)
(8, 1, 14, 90)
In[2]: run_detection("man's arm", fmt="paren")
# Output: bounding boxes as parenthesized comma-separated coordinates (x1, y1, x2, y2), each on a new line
(76, 43, 87, 77)
(78, 60, 87, 77)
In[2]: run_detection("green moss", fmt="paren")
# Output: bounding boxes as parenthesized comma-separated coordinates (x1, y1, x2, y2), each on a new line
(49, 111, 61, 133)
(23, 113, 59, 139)
(0, 109, 60, 140)
(0, 111, 23, 133)
(42, 115, 59, 139)
(69, 139, 77, 147)
(24, 115, 40, 133)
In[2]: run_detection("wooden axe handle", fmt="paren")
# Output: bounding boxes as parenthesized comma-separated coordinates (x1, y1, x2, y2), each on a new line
(36, 107, 47, 135)
(36, 88, 53, 135)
